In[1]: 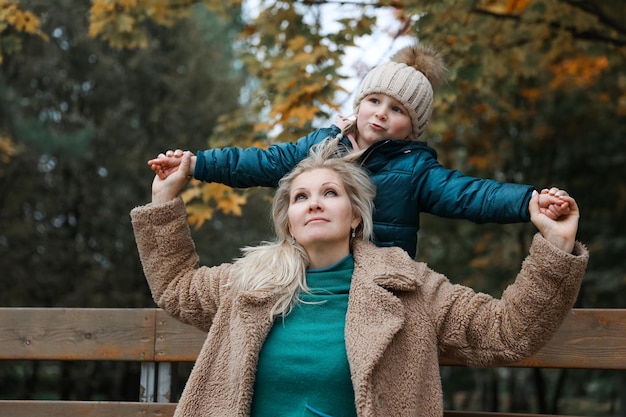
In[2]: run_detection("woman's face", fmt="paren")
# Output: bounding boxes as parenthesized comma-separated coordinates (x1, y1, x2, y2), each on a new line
(356, 93, 412, 148)
(287, 168, 359, 256)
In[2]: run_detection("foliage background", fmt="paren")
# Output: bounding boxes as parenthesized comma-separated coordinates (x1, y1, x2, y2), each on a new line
(1, 0, 625, 414)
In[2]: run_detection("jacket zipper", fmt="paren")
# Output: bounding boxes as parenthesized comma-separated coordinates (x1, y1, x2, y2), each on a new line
(359, 139, 391, 167)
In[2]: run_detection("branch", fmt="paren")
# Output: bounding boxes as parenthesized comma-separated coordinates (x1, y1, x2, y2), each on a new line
(561, 0, 626, 38)
(297, 0, 400, 7)
(471, 6, 626, 47)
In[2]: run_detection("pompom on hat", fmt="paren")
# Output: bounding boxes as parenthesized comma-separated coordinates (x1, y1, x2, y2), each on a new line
(353, 43, 446, 139)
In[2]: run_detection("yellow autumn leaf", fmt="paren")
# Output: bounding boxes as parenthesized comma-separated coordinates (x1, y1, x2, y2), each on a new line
(286, 105, 319, 127)
(505, 0, 529, 13)
(250, 140, 269, 150)
(216, 191, 247, 216)
(201, 182, 232, 204)
(300, 83, 325, 95)
(116, 13, 135, 33)
(470, 257, 490, 269)
(187, 203, 214, 228)
(468, 153, 500, 171)
(0, 134, 21, 164)
(88, 17, 111, 37)
(549, 55, 609, 90)
(149, 2, 172, 25)
(117, 0, 138, 12)
(252, 120, 272, 133)
(477, 0, 528, 15)
(89, 0, 115, 15)
(287, 35, 307, 51)
(180, 185, 203, 204)
(10, 10, 34, 33)
(520, 88, 541, 102)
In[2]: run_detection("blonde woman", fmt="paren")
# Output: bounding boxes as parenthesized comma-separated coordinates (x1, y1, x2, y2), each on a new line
(132, 140, 587, 417)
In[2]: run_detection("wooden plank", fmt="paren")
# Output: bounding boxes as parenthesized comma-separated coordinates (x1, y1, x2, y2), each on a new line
(153, 308, 626, 369)
(444, 412, 577, 417)
(0, 308, 157, 361)
(153, 309, 205, 362)
(0, 401, 176, 417)
(2, 308, 626, 370)
(0, 401, 581, 417)
(440, 309, 626, 370)
(1, 308, 622, 417)
(513, 308, 626, 370)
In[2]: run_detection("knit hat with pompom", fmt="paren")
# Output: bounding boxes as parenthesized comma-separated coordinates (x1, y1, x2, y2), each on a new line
(353, 43, 446, 139)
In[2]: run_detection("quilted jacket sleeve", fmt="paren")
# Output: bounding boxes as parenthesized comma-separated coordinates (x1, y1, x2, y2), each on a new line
(130, 197, 231, 332)
(413, 152, 535, 223)
(193, 127, 338, 188)
(424, 233, 588, 366)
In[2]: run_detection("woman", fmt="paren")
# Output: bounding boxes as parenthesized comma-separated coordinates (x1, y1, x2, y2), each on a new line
(131, 140, 588, 417)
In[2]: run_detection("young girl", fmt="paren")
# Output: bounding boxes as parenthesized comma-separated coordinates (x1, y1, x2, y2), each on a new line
(148, 42, 569, 258)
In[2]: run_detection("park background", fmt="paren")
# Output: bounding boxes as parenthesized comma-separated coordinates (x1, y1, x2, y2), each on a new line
(1, 0, 625, 414)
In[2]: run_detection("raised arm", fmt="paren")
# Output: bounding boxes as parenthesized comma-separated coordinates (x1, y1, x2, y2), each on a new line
(415, 153, 572, 224)
(428, 191, 587, 367)
(193, 128, 338, 188)
(132, 152, 227, 332)
(415, 156, 535, 223)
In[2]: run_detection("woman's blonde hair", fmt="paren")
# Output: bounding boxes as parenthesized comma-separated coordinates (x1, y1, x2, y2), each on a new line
(229, 138, 376, 317)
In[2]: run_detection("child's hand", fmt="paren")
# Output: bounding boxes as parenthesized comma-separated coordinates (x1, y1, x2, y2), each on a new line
(334, 114, 360, 150)
(537, 187, 571, 220)
(334, 114, 353, 130)
(148, 149, 190, 180)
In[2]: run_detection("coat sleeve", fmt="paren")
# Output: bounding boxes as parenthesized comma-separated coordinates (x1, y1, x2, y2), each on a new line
(424, 233, 588, 367)
(193, 127, 338, 188)
(413, 152, 534, 223)
(130, 197, 231, 332)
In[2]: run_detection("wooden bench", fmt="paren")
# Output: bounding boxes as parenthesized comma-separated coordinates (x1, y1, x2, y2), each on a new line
(1, 307, 625, 417)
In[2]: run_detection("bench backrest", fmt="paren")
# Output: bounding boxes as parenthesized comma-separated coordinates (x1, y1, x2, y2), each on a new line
(2, 307, 626, 416)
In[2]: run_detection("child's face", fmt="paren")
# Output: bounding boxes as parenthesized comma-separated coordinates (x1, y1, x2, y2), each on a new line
(356, 94, 412, 148)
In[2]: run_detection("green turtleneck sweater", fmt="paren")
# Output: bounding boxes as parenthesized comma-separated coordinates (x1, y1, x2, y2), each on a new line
(250, 254, 357, 417)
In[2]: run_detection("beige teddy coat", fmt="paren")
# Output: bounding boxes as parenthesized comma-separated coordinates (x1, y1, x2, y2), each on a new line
(131, 197, 588, 417)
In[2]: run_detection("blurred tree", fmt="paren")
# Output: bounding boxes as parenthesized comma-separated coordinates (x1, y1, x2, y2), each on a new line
(411, 0, 625, 306)
(0, 0, 273, 401)
(0, 0, 257, 307)
(1, 0, 625, 413)
(409, 1, 626, 414)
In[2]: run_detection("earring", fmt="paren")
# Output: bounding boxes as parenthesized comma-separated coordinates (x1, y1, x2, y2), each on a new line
(351, 229, 356, 238)
(290, 236, 296, 245)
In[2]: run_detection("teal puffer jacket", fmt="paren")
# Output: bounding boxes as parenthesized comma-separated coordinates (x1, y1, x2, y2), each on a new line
(194, 126, 533, 258)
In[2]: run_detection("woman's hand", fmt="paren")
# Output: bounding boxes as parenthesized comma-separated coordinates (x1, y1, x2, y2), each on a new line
(151, 151, 194, 205)
(529, 190, 579, 253)
(148, 149, 196, 180)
